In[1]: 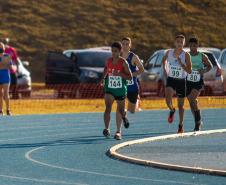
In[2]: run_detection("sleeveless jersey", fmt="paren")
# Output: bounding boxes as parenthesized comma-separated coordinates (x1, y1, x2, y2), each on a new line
(187, 52, 204, 82)
(104, 57, 127, 97)
(126, 52, 139, 92)
(167, 49, 187, 79)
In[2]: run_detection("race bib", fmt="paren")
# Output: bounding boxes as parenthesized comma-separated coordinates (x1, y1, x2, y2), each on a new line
(127, 79, 134, 86)
(168, 65, 183, 79)
(187, 71, 201, 82)
(108, 76, 122, 89)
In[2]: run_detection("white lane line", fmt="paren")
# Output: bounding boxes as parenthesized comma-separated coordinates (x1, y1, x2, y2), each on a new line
(25, 147, 204, 185)
(0, 124, 84, 131)
(0, 174, 87, 185)
(0, 132, 85, 143)
(109, 129, 226, 177)
(0, 125, 100, 138)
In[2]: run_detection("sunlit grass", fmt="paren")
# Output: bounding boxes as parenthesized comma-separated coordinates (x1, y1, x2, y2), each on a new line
(1, 0, 226, 82)
(9, 97, 226, 115)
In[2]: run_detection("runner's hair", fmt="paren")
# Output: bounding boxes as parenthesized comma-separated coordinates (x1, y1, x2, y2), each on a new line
(111, 41, 122, 50)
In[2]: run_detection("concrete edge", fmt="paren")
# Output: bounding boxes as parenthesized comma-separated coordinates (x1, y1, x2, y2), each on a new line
(108, 129, 226, 177)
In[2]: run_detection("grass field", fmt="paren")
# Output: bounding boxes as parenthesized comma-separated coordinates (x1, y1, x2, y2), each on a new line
(1, 0, 226, 82)
(9, 97, 226, 115)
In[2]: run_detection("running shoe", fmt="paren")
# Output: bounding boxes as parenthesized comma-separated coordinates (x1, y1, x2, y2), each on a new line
(0, 110, 3, 116)
(103, 129, 110, 138)
(194, 121, 202, 131)
(168, 108, 176, 123)
(114, 132, 122, 140)
(177, 124, 184, 134)
(122, 117, 130, 129)
(6, 110, 12, 116)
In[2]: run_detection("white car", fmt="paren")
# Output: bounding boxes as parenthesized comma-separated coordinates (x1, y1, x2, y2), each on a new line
(218, 48, 226, 94)
(10, 58, 32, 98)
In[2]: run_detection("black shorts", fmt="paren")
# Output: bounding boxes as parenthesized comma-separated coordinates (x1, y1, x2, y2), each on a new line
(10, 73, 17, 85)
(166, 77, 186, 98)
(105, 92, 126, 101)
(186, 79, 204, 96)
(127, 91, 139, 104)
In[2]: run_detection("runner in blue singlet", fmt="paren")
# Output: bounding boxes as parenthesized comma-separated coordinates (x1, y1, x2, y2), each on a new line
(116, 37, 144, 129)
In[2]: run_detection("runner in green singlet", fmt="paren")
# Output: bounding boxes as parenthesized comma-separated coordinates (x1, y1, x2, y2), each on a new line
(187, 37, 212, 131)
(101, 41, 132, 140)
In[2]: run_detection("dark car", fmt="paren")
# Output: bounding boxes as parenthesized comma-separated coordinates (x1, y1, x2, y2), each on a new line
(45, 48, 111, 98)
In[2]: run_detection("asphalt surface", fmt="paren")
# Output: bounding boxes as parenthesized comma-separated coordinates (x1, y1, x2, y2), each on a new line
(0, 109, 225, 185)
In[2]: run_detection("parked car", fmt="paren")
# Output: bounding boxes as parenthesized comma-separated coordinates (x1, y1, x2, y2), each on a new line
(46, 48, 112, 98)
(218, 48, 226, 94)
(139, 48, 224, 97)
(10, 58, 32, 98)
(199, 47, 221, 60)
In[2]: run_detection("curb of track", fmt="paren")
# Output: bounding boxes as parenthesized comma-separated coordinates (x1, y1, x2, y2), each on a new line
(108, 129, 226, 177)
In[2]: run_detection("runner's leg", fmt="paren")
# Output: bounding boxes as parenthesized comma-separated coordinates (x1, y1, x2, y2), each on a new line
(104, 94, 114, 130)
(3, 84, 10, 112)
(177, 97, 185, 127)
(0, 85, 3, 114)
(116, 99, 126, 133)
(165, 86, 175, 110)
(187, 89, 202, 130)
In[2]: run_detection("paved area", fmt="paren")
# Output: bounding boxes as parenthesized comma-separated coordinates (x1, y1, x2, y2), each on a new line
(0, 109, 225, 185)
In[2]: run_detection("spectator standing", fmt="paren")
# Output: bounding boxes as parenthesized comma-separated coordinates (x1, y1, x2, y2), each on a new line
(3, 38, 19, 99)
(0, 42, 16, 115)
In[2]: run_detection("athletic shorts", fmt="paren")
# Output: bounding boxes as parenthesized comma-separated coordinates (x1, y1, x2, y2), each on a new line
(166, 77, 186, 98)
(0, 69, 10, 84)
(105, 91, 126, 101)
(127, 91, 139, 104)
(10, 73, 17, 85)
(186, 78, 204, 96)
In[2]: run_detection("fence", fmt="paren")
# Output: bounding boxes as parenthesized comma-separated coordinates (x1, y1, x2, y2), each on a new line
(7, 83, 226, 115)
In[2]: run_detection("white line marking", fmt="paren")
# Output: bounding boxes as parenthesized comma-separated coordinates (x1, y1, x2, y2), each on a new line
(25, 147, 204, 185)
(0, 174, 87, 185)
(0, 131, 91, 143)
(109, 129, 226, 176)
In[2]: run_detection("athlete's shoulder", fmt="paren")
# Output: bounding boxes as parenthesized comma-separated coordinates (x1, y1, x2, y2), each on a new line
(119, 56, 127, 62)
(131, 52, 140, 60)
(164, 49, 171, 57)
(200, 52, 207, 57)
(106, 57, 113, 62)
(184, 50, 190, 56)
(201, 52, 208, 60)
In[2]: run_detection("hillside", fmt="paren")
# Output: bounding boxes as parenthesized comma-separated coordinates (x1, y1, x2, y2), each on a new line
(0, 0, 226, 82)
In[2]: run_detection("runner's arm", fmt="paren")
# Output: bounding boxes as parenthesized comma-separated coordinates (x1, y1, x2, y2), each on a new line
(8, 56, 17, 71)
(0, 56, 15, 69)
(121, 60, 132, 80)
(132, 55, 144, 77)
(178, 52, 192, 74)
(198, 54, 213, 75)
(100, 63, 108, 85)
(162, 50, 169, 76)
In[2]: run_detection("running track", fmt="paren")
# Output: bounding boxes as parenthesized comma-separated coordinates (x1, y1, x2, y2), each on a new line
(0, 109, 225, 185)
